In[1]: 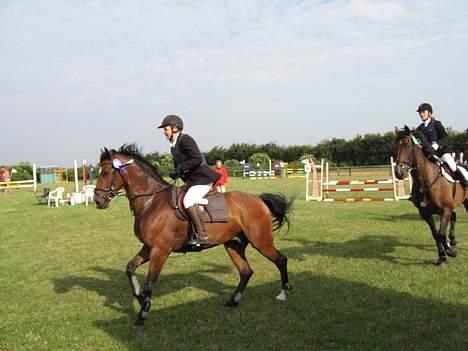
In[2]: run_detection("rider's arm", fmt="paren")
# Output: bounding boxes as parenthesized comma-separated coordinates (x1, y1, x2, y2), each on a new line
(176, 135, 203, 175)
(434, 120, 449, 148)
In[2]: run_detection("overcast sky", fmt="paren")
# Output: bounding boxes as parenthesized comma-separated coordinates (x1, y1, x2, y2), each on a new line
(1, 0, 467, 166)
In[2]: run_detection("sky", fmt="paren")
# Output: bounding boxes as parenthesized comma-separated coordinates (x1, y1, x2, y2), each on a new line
(1, 0, 467, 166)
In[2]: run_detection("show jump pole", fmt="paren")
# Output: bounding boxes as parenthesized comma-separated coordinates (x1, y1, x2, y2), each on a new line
(74, 160, 79, 193)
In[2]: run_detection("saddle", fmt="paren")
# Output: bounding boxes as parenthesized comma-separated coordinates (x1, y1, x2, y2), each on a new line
(433, 158, 466, 183)
(168, 186, 228, 223)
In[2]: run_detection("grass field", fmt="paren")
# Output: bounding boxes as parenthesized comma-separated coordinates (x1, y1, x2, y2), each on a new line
(1, 176, 467, 351)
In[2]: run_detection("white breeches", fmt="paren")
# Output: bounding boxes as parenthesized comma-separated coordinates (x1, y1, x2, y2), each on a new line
(440, 153, 457, 171)
(441, 153, 468, 180)
(183, 183, 213, 208)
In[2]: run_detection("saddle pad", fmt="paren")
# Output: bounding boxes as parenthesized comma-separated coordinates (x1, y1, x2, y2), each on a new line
(169, 186, 228, 223)
(440, 164, 456, 183)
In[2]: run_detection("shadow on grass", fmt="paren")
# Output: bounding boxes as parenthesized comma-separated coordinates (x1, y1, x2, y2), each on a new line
(368, 212, 430, 222)
(54, 268, 467, 351)
(282, 235, 435, 266)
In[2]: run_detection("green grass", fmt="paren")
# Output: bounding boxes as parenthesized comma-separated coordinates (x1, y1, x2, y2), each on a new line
(0, 177, 467, 351)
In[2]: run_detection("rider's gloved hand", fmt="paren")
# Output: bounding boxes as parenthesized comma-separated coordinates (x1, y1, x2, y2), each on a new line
(431, 142, 439, 151)
(168, 170, 178, 180)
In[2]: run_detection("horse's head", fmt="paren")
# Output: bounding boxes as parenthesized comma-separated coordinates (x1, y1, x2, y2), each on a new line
(394, 125, 417, 180)
(94, 148, 135, 209)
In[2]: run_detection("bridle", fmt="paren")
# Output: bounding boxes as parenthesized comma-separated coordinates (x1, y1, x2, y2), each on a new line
(93, 159, 128, 204)
(396, 133, 441, 194)
(94, 156, 171, 216)
(395, 134, 415, 174)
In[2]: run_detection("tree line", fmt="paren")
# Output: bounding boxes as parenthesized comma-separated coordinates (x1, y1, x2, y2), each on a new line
(2, 128, 466, 181)
(146, 129, 467, 176)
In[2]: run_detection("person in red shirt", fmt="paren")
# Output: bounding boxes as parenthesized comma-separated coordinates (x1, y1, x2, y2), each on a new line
(214, 160, 228, 193)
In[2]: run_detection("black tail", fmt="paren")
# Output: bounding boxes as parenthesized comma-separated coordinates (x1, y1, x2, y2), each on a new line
(260, 193, 294, 231)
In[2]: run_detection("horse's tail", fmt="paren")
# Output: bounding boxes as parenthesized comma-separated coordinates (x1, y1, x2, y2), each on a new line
(259, 193, 294, 232)
(464, 198, 468, 212)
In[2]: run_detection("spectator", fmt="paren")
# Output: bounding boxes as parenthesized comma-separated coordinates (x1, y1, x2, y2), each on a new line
(214, 160, 228, 193)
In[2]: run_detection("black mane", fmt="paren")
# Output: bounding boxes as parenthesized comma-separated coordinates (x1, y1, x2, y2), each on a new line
(100, 143, 169, 184)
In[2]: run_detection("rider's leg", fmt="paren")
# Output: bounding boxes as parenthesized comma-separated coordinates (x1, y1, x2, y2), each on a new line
(441, 153, 468, 185)
(184, 183, 213, 246)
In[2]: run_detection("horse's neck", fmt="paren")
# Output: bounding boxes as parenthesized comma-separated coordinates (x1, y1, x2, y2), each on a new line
(414, 147, 438, 184)
(125, 166, 168, 217)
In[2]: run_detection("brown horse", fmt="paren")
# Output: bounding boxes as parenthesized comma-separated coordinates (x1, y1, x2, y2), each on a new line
(93, 145, 293, 330)
(394, 126, 468, 267)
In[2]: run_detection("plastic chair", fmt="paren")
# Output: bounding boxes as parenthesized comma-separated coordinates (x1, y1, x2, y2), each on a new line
(82, 185, 96, 206)
(48, 187, 65, 207)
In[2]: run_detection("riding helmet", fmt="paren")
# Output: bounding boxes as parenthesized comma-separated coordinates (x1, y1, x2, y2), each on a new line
(158, 115, 184, 130)
(416, 103, 433, 114)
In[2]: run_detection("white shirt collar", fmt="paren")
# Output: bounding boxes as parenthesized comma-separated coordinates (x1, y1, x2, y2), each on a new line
(170, 133, 180, 147)
(423, 118, 432, 127)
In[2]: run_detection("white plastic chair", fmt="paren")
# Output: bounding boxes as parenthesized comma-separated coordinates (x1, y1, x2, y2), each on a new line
(48, 187, 65, 207)
(82, 185, 96, 206)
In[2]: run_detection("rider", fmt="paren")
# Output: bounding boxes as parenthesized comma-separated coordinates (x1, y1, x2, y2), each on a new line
(416, 103, 468, 186)
(158, 115, 221, 246)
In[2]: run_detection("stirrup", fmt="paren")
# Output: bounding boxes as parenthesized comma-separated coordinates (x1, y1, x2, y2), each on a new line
(187, 235, 210, 247)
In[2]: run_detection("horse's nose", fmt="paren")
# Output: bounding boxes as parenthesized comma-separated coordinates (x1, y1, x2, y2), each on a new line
(94, 195, 106, 209)
(395, 165, 405, 180)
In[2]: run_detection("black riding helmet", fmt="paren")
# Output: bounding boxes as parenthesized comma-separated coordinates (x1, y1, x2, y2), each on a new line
(416, 103, 433, 114)
(158, 115, 184, 131)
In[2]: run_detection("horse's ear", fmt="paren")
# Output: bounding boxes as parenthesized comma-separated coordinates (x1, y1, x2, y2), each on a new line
(394, 126, 400, 135)
(404, 125, 411, 134)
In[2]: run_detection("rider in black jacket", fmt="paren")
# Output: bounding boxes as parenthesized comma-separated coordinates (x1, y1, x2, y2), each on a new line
(416, 103, 467, 186)
(158, 115, 220, 246)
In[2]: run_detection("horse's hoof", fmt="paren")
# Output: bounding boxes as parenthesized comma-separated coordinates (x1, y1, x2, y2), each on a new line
(433, 258, 448, 268)
(224, 299, 239, 308)
(133, 325, 145, 333)
(276, 289, 289, 302)
(447, 248, 457, 258)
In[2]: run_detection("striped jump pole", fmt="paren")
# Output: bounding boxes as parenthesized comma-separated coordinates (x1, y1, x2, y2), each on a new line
(305, 158, 411, 202)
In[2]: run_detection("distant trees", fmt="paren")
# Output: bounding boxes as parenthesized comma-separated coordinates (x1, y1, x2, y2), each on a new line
(7, 129, 465, 180)
(142, 129, 466, 176)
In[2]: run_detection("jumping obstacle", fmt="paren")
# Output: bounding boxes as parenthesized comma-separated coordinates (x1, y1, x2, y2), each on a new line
(0, 164, 37, 192)
(305, 157, 411, 202)
(242, 159, 274, 179)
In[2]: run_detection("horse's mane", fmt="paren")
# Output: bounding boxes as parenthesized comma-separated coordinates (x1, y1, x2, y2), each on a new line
(395, 127, 428, 145)
(100, 143, 169, 185)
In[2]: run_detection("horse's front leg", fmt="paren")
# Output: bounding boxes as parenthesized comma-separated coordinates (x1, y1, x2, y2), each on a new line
(134, 248, 170, 331)
(435, 208, 453, 267)
(126, 245, 150, 304)
(417, 207, 445, 260)
(447, 211, 457, 257)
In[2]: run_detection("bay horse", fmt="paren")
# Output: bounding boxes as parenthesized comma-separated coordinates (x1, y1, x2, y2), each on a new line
(93, 145, 293, 330)
(394, 126, 468, 267)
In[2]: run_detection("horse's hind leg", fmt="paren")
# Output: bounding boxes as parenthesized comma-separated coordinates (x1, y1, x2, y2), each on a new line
(447, 211, 457, 257)
(249, 232, 291, 301)
(223, 236, 254, 307)
(126, 245, 150, 304)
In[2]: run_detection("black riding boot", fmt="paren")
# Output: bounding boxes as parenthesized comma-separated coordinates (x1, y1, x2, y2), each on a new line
(186, 206, 210, 246)
(454, 169, 468, 187)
